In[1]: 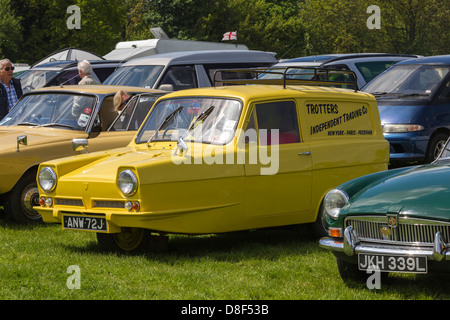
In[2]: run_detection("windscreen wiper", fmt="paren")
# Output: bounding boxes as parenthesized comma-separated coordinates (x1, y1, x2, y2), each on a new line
(176, 105, 215, 154)
(147, 106, 183, 147)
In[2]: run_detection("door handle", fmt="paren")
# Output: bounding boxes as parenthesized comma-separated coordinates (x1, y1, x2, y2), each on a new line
(298, 151, 311, 156)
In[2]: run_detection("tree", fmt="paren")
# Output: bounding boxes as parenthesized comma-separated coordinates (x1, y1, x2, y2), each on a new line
(10, 0, 126, 64)
(0, 0, 22, 62)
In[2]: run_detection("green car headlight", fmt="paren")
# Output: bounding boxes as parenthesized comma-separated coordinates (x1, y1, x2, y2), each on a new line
(323, 189, 349, 220)
(38, 167, 57, 192)
(117, 169, 138, 196)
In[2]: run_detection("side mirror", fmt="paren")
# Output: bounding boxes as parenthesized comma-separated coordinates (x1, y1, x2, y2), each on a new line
(72, 138, 90, 153)
(16, 135, 27, 152)
(158, 84, 174, 91)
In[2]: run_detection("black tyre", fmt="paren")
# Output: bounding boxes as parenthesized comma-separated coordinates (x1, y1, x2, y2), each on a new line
(4, 170, 42, 224)
(425, 132, 449, 163)
(336, 258, 367, 282)
(336, 257, 389, 284)
(311, 204, 328, 239)
(97, 228, 168, 253)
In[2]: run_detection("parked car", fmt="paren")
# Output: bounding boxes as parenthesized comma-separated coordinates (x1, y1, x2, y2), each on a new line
(0, 85, 167, 224)
(319, 137, 450, 281)
(103, 50, 278, 91)
(36, 68, 388, 253)
(363, 55, 450, 166)
(17, 60, 122, 93)
(270, 53, 420, 89)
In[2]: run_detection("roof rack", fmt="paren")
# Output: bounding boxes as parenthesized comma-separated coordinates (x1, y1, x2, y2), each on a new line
(213, 66, 359, 91)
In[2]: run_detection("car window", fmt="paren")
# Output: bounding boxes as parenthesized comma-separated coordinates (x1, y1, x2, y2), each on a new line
(158, 65, 197, 90)
(323, 64, 357, 89)
(111, 95, 160, 131)
(18, 69, 60, 91)
(0, 93, 96, 130)
(204, 63, 274, 86)
(437, 77, 450, 102)
(93, 67, 118, 83)
(364, 65, 450, 96)
(103, 65, 164, 88)
(253, 101, 300, 145)
(354, 61, 397, 83)
(136, 97, 242, 145)
(54, 70, 80, 86)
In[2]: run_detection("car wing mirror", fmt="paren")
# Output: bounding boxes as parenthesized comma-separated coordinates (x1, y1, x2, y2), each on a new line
(16, 135, 27, 152)
(72, 138, 90, 153)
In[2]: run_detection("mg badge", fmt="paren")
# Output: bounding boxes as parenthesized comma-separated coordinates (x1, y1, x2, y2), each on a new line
(387, 214, 398, 228)
(380, 226, 391, 240)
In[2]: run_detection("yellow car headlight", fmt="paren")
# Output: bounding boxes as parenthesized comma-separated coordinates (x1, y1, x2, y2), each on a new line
(117, 169, 138, 196)
(38, 167, 57, 192)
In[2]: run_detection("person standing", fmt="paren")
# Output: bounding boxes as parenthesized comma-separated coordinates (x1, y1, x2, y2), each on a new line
(0, 58, 23, 120)
(77, 60, 100, 85)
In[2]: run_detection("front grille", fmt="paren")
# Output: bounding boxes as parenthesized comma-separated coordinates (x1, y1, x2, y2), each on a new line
(345, 217, 450, 246)
(93, 200, 125, 209)
(55, 198, 83, 207)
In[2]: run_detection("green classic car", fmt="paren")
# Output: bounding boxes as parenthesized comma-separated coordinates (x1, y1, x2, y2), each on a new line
(319, 138, 450, 281)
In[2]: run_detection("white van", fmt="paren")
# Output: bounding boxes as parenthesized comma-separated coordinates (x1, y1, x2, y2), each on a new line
(103, 50, 278, 91)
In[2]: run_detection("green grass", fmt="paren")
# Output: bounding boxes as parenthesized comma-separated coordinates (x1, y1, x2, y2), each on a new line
(0, 212, 449, 300)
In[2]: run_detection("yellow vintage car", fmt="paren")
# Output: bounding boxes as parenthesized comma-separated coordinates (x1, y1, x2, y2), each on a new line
(35, 68, 389, 252)
(0, 85, 166, 224)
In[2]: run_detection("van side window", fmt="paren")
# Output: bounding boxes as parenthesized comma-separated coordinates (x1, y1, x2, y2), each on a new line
(437, 78, 450, 102)
(159, 65, 197, 91)
(255, 101, 300, 145)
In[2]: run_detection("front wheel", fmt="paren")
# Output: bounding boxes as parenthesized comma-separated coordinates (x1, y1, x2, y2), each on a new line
(425, 133, 449, 163)
(4, 171, 43, 224)
(97, 228, 169, 253)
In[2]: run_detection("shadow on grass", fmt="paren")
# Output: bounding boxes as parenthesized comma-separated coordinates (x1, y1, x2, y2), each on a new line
(61, 224, 323, 260)
(342, 271, 450, 299)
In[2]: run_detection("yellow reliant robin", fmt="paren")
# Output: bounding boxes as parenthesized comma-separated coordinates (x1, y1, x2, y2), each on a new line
(35, 67, 389, 253)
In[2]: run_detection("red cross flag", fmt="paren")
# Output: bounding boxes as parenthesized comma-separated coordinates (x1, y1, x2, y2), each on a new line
(222, 31, 237, 41)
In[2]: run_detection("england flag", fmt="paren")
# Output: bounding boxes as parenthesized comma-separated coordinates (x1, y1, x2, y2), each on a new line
(222, 31, 237, 41)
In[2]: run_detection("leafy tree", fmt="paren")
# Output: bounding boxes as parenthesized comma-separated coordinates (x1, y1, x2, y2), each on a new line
(10, 0, 126, 64)
(0, 0, 22, 62)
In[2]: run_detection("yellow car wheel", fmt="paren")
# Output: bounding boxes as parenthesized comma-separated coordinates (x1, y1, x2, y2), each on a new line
(4, 171, 42, 225)
(97, 228, 170, 253)
(97, 228, 149, 252)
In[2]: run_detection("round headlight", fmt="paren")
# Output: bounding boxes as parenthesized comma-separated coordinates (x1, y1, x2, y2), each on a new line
(323, 189, 349, 220)
(38, 167, 57, 192)
(117, 169, 138, 196)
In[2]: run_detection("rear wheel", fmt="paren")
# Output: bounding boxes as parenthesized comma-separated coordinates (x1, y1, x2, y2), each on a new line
(4, 171, 42, 224)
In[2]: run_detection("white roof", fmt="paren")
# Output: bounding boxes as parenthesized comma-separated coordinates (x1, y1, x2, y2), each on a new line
(103, 39, 249, 61)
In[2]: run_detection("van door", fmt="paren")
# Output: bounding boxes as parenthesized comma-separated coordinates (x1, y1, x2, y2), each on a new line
(243, 100, 312, 221)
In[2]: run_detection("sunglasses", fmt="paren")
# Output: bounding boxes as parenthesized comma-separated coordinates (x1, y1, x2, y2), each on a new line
(3, 67, 15, 71)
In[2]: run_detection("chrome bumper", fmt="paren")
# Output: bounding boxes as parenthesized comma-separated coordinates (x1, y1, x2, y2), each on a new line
(319, 226, 450, 261)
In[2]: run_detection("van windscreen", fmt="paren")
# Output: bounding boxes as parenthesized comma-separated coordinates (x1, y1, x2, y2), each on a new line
(103, 65, 164, 88)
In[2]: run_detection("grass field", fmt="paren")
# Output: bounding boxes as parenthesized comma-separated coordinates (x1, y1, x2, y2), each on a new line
(0, 211, 449, 302)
